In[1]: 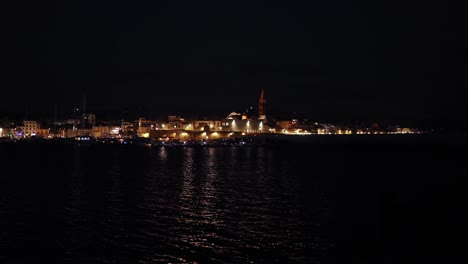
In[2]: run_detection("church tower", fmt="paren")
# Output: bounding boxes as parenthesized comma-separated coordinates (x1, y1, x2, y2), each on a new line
(258, 89, 267, 120)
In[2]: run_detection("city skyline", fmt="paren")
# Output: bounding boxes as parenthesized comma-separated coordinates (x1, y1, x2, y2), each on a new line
(1, 1, 466, 127)
(0, 89, 435, 129)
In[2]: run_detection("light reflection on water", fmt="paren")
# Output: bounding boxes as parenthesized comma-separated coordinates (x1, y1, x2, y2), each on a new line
(0, 145, 328, 264)
(2, 136, 467, 263)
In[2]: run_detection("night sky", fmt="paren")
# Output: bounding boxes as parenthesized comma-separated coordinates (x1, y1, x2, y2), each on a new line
(1, 1, 466, 125)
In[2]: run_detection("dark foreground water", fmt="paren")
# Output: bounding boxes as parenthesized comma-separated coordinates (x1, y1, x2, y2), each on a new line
(1, 135, 467, 263)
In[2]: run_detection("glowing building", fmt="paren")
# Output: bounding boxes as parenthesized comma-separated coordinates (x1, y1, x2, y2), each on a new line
(258, 89, 267, 120)
(22, 121, 39, 137)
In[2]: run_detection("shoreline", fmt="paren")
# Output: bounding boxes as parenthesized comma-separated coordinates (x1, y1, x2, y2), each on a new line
(1, 133, 466, 149)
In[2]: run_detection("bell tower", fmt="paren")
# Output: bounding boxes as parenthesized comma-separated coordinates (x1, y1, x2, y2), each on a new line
(258, 89, 267, 120)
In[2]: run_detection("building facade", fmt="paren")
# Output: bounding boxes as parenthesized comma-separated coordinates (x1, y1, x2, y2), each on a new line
(22, 121, 39, 137)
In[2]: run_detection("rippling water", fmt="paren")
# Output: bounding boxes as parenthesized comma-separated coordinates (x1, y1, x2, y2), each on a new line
(1, 136, 467, 264)
(0, 144, 331, 263)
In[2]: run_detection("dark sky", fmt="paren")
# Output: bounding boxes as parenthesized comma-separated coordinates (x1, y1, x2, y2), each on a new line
(1, 1, 466, 124)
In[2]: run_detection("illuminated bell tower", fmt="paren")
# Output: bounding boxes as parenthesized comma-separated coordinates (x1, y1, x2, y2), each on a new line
(258, 89, 267, 120)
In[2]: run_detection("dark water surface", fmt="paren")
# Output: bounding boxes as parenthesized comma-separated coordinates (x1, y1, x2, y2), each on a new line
(1, 135, 467, 263)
